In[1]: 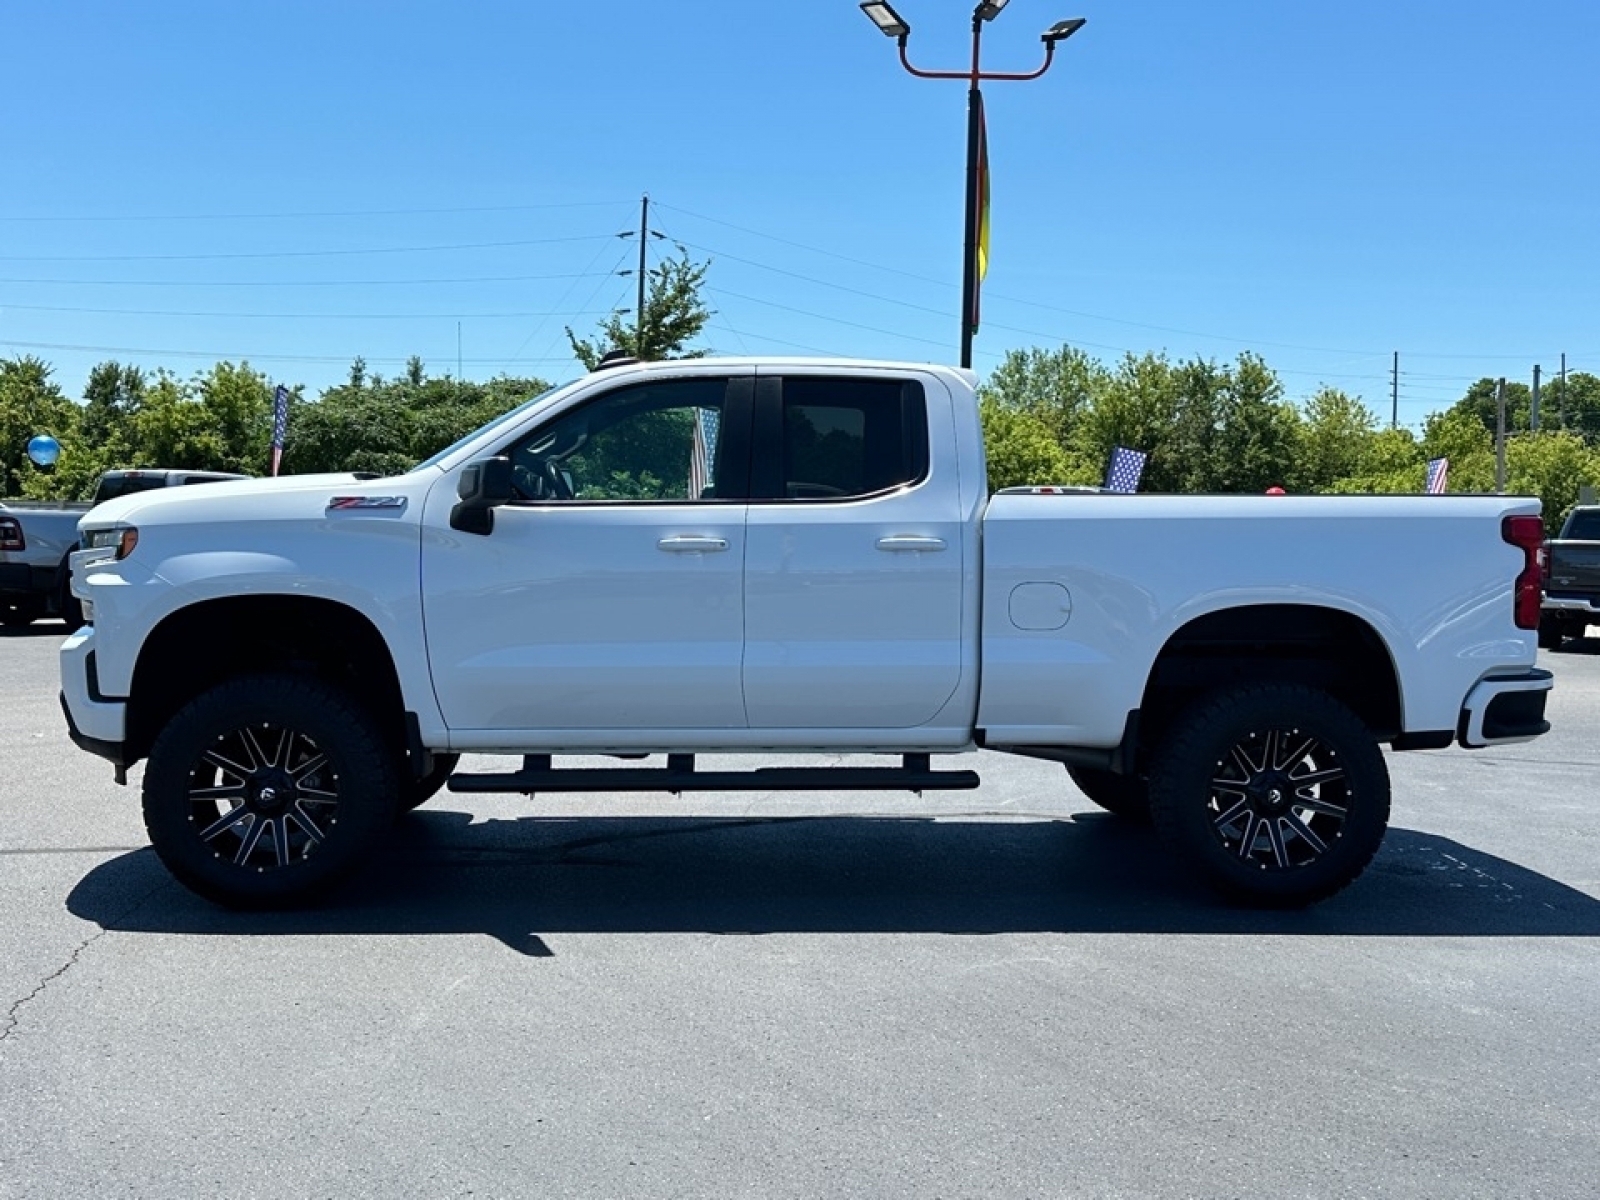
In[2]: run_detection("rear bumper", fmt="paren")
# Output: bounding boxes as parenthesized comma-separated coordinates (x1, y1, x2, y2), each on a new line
(1457, 668, 1552, 747)
(1542, 595, 1600, 616)
(60, 626, 128, 761)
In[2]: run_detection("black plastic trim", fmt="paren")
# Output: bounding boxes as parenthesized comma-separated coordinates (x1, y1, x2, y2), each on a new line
(1391, 730, 1454, 751)
(60, 692, 128, 770)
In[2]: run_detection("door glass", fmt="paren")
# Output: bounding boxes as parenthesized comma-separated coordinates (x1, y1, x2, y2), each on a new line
(504, 378, 728, 502)
(778, 378, 927, 500)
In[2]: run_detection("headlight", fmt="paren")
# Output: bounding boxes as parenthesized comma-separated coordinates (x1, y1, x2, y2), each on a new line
(83, 526, 139, 560)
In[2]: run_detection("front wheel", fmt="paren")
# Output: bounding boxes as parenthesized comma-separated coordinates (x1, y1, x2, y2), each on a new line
(1148, 684, 1390, 907)
(142, 674, 399, 908)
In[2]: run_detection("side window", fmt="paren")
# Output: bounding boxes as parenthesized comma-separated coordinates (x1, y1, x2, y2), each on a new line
(776, 378, 928, 500)
(503, 378, 731, 503)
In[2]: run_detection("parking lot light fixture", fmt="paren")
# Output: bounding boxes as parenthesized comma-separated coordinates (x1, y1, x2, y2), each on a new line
(859, 1, 910, 40)
(1042, 17, 1087, 44)
(860, 2, 1087, 369)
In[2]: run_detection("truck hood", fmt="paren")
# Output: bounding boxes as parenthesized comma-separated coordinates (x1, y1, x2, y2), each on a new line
(79, 472, 431, 530)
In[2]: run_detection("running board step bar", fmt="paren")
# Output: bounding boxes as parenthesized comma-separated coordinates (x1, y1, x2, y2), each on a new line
(446, 753, 980, 795)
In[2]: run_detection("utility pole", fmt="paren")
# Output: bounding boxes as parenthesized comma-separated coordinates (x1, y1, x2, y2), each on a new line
(1531, 364, 1541, 432)
(636, 193, 650, 356)
(1495, 377, 1507, 493)
(1391, 351, 1399, 429)
(1561, 352, 1568, 427)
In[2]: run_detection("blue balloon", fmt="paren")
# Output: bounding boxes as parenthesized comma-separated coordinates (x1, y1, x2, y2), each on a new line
(27, 434, 61, 467)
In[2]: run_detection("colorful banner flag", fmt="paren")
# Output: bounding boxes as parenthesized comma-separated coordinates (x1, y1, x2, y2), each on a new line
(970, 89, 989, 336)
(1103, 446, 1147, 493)
(270, 384, 290, 477)
(1425, 456, 1449, 494)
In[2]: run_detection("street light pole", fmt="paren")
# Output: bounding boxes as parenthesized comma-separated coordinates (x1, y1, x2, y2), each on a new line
(860, 2, 1085, 369)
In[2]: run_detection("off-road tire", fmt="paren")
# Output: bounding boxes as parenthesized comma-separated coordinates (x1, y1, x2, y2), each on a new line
(1065, 763, 1151, 820)
(142, 673, 399, 909)
(1148, 684, 1390, 908)
(400, 752, 460, 811)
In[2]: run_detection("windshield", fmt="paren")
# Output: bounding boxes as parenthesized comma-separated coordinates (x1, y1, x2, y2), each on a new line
(408, 382, 571, 473)
(93, 474, 171, 505)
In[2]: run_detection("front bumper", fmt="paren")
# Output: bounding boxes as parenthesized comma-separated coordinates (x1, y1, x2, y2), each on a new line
(60, 626, 128, 762)
(1457, 668, 1552, 747)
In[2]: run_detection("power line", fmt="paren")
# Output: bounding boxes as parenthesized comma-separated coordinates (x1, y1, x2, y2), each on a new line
(0, 270, 617, 288)
(0, 201, 630, 223)
(0, 337, 576, 365)
(0, 235, 613, 264)
(0, 301, 616, 320)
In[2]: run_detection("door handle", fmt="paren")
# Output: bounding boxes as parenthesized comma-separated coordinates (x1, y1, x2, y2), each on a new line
(658, 535, 729, 553)
(876, 535, 947, 552)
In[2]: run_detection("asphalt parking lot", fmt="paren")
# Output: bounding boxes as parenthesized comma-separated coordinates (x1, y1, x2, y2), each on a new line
(2, 623, 1597, 1199)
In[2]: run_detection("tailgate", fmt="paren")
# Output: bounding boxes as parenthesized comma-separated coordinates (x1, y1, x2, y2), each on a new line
(1546, 542, 1600, 594)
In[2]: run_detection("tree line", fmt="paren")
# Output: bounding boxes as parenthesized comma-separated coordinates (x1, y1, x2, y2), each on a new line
(978, 346, 1600, 532)
(3, 253, 1596, 532)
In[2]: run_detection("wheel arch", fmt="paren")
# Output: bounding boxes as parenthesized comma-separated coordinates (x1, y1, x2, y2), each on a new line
(1131, 603, 1403, 772)
(126, 594, 408, 764)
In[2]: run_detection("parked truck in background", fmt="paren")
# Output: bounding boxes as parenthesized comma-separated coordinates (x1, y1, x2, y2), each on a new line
(0, 469, 247, 627)
(60, 356, 1554, 911)
(1540, 504, 1600, 649)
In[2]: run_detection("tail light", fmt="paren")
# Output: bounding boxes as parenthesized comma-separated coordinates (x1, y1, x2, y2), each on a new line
(0, 518, 23, 552)
(1502, 515, 1545, 630)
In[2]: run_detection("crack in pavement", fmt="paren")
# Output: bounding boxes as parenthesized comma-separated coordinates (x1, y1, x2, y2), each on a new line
(0, 878, 170, 1046)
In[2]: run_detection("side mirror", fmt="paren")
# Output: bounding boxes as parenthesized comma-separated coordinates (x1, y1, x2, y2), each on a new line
(450, 456, 514, 535)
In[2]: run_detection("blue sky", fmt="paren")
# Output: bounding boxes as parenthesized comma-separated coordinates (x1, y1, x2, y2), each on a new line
(2, 0, 1595, 429)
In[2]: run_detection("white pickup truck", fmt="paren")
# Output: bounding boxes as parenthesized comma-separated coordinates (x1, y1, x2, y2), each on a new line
(60, 356, 1553, 910)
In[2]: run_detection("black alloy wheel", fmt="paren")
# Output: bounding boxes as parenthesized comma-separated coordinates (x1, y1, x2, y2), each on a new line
(1149, 684, 1390, 907)
(143, 674, 398, 908)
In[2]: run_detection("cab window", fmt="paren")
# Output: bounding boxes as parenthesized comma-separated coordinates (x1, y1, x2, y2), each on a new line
(503, 378, 733, 502)
(764, 377, 928, 501)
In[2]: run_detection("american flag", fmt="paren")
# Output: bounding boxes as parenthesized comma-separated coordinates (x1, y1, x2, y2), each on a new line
(688, 406, 719, 499)
(1103, 445, 1147, 493)
(270, 384, 290, 477)
(1424, 456, 1449, 494)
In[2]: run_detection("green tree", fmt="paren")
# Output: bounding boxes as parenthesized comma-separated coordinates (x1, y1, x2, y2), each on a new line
(1298, 387, 1379, 492)
(978, 400, 1084, 491)
(977, 345, 1110, 447)
(1540, 372, 1600, 443)
(0, 356, 78, 498)
(566, 251, 712, 369)
(286, 360, 551, 477)
(1505, 431, 1600, 535)
(80, 360, 146, 455)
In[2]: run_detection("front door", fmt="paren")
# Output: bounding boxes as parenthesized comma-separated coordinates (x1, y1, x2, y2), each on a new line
(423, 373, 753, 735)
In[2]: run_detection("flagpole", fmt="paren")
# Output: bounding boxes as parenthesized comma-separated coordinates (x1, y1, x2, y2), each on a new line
(960, 80, 982, 369)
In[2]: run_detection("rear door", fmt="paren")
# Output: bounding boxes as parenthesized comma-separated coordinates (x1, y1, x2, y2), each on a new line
(741, 370, 967, 730)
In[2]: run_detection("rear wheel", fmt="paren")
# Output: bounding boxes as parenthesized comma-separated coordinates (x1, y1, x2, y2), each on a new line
(142, 673, 399, 908)
(1148, 684, 1390, 907)
(1065, 763, 1150, 820)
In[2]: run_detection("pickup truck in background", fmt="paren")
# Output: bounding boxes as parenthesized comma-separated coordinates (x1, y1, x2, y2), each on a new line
(0, 469, 246, 627)
(60, 356, 1554, 911)
(1540, 505, 1600, 649)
